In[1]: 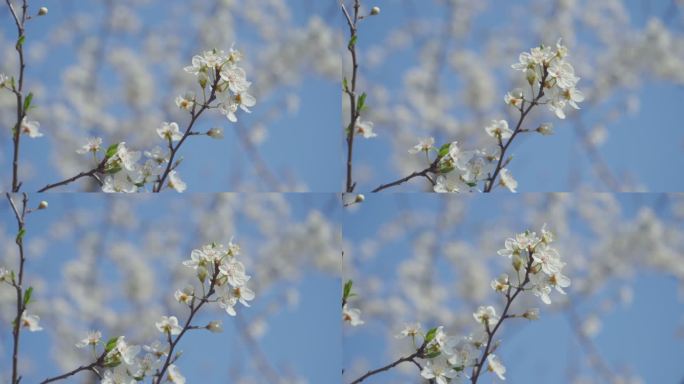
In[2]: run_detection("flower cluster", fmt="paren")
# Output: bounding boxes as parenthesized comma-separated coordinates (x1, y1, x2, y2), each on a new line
(402, 40, 582, 194)
(181, 241, 255, 316)
(511, 39, 584, 119)
(71, 47, 255, 193)
(390, 226, 569, 383)
(68, 241, 253, 383)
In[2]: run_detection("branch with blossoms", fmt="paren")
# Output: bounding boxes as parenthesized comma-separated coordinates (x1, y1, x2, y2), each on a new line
(50, 242, 252, 383)
(372, 40, 584, 193)
(1, 1, 48, 192)
(26, 47, 255, 193)
(341, 0, 381, 193)
(2, 194, 48, 384)
(345, 226, 571, 383)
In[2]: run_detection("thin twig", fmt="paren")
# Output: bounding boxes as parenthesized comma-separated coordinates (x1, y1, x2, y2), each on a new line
(6, 192, 28, 384)
(39, 351, 106, 384)
(6, 0, 29, 192)
(37, 158, 107, 192)
(372, 157, 440, 193)
(348, 339, 429, 384)
(470, 250, 536, 383)
(342, 0, 361, 192)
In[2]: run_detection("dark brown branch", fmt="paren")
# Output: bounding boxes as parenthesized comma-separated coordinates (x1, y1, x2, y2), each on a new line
(342, 0, 361, 192)
(153, 69, 221, 193)
(348, 339, 428, 384)
(6, 192, 28, 384)
(372, 158, 439, 193)
(39, 351, 106, 384)
(37, 158, 107, 192)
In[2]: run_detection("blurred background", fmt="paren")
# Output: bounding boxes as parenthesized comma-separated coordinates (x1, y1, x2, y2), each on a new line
(0, 193, 341, 383)
(0, 0, 342, 192)
(343, 193, 684, 383)
(345, 0, 684, 192)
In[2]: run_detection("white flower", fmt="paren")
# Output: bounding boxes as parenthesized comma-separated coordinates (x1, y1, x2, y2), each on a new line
(20, 117, 43, 138)
(76, 330, 102, 348)
(342, 304, 364, 326)
(354, 117, 377, 138)
(102, 173, 138, 193)
(220, 66, 251, 94)
(420, 357, 457, 384)
(112, 336, 140, 365)
(504, 89, 523, 108)
(0, 73, 8, 87)
(157, 122, 183, 142)
(143, 340, 169, 358)
(101, 367, 135, 384)
(76, 137, 102, 154)
(155, 316, 182, 335)
(485, 120, 513, 140)
(175, 93, 195, 111)
(167, 170, 187, 193)
(167, 364, 186, 384)
(219, 296, 238, 316)
(548, 271, 571, 294)
(499, 168, 518, 192)
(229, 286, 255, 307)
(473, 306, 499, 328)
(491, 274, 509, 293)
(0, 267, 12, 282)
(233, 92, 256, 113)
(433, 175, 460, 193)
(547, 61, 579, 90)
(219, 259, 250, 287)
(114, 142, 141, 172)
(396, 323, 422, 338)
(408, 137, 435, 154)
(487, 354, 506, 380)
(174, 286, 194, 304)
(532, 243, 564, 275)
(20, 312, 43, 332)
(560, 86, 584, 109)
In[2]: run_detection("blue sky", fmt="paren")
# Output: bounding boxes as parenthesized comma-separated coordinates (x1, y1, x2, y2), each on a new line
(342, 193, 684, 383)
(0, 193, 341, 383)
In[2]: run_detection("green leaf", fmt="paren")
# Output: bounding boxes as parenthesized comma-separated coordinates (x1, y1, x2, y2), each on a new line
(16, 35, 25, 48)
(424, 350, 442, 359)
(343, 280, 353, 301)
(424, 327, 438, 343)
(23, 287, 32, 307)
(356, 93, 367, 112)
(23, 93, 33, 112)
(15, 228, 26, 243)
(342, 77, 348, 91)
(104, 336, 119, 353)
(348, 35, 358, 50)
(437, 143, 451, 158)
(104, 143, 119, 159)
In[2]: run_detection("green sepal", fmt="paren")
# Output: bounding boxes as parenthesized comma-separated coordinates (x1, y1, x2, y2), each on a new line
(23, 287, 32, 307)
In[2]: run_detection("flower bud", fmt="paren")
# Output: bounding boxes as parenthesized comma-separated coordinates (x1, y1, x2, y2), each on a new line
(38, 7, 48, 16)
(207, 320, 223, 333)
(512, 254, 523, 271)
(370, 6, 380, 15)
(38, 201, 48, 210)
(526, 68, 537, 85)
(206, 127, 224, 139)
(536, 123, 553, 136)
(522, 308, 540, 320)
(354, 194, 365, 203)
(197, 266, 208, 283)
